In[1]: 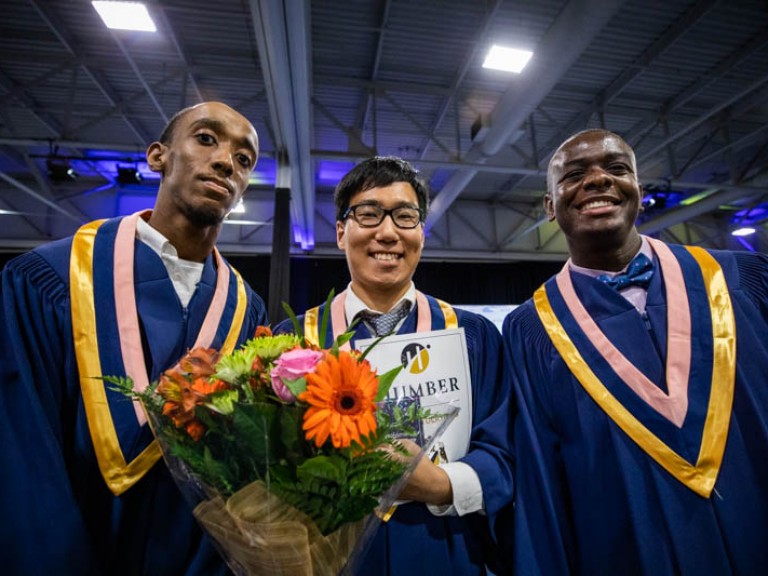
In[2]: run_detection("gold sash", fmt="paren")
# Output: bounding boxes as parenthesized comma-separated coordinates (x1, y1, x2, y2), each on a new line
(70, 217, 246, 495)
(534, 246, 735, 498)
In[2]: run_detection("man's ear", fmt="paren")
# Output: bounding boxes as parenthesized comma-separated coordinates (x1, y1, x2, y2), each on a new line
(638, 183, 645, 212)
(146, 141, 166, 174)
(336, 220, 346, 250)
(544, 194, 556, 221)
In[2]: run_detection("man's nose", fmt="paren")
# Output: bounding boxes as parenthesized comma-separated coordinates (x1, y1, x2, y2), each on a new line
(583, 167, 611, 190)
(375, 213, 399, 239)
(212, 144, 234, 176)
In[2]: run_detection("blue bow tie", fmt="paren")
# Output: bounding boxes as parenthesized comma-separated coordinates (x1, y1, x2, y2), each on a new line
(596, 253, 654, 291)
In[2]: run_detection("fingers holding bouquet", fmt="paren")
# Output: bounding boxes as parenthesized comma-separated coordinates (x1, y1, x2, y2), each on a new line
(382, 438, 453, 506)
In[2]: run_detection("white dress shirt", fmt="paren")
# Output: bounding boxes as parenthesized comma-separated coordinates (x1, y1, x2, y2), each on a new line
(136, 217, 204, 308)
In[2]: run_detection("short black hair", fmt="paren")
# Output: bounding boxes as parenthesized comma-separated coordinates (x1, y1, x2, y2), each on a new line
(334, 156, 430, 222)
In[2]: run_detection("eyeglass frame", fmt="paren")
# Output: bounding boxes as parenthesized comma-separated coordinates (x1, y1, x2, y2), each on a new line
(342, 202, 425, 229)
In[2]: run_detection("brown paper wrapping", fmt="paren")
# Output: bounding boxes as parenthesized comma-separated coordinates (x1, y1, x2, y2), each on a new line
(194, 481, 366, 575)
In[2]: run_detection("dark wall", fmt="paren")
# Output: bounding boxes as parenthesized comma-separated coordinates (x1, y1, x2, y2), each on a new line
(274, 257, 562, 318)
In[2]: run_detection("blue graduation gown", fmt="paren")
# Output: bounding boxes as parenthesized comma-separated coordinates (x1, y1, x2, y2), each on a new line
(503, 248, 768, 575)
(275, 294, 513, 575)
(0, 220, 267, 575)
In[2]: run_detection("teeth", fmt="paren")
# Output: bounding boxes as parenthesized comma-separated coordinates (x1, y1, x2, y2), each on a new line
(373, 253, 399, 261)
(581, 200, 613, 210)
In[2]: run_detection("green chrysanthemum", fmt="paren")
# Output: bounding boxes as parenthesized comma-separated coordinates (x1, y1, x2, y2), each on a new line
(214, 334, 301, 383)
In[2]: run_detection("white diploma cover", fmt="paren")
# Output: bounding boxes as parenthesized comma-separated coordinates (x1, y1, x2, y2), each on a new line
(357, 328, 473, 462)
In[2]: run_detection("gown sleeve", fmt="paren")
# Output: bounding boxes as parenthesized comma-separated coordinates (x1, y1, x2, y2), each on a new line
(244, 283, 269, 333)
(0, 251, 99, 573)
(457, 312, 515, 523)
(502, 303, 574, 576)
(733, 251, 768, 321)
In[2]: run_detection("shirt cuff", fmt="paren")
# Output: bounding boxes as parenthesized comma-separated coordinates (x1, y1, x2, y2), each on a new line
(426, 461, 484, 517)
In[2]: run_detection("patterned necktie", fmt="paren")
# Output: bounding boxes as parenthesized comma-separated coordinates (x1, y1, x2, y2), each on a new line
(596, 253, 654, 291)
(358, 300, 411, 336)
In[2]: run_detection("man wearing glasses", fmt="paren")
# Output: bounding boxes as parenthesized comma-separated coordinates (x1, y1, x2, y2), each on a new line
(275, 156, 512, 575)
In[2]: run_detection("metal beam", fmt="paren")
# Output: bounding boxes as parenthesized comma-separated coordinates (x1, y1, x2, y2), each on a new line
(637, 72, 768, 163)
(107, 34, 168, 124)
(0, 68, 62, 137)
(151, 7, 205, 104)
(0, 171, 81, 222)
(418, 0, 504, 160)
(424, 0, 628, 231)
(638, 187, 762, 235)
(542, 0, 719, 153)
(248, 0, 315, 249)
(27, 0, 152, 143)
(355, 0, 392, 142)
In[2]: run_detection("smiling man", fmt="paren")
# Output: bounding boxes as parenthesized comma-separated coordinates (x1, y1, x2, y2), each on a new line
(275, 156, 513, 575)
(501, 129, 768, 574)
(0, 101, 268, 574)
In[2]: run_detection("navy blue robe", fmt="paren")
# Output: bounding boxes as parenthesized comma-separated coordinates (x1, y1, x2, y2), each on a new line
(503, 248, 768, 575)
(0, 221, 267, 575)
(275, 294, 513, 575)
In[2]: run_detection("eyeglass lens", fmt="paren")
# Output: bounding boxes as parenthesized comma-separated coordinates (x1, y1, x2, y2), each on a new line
(347, 204, 421, 228)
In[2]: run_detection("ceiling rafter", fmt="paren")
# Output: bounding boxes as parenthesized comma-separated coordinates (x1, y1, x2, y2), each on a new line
(541, 0, 720, 155)
(27, 0, 152, 143)
(0, 68, 62, 136)
(1, 0, 766, 257)
(425, 0, 629, 231)
(417, 0, 504, 161)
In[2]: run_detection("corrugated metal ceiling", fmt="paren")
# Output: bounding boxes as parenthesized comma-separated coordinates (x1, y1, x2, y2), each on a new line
(0, 0, 766, 259)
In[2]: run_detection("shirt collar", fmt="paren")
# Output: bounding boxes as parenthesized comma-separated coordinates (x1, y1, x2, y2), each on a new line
(135, 216, 178, 259)
(569, 235, 653, 278)
(344, 282, 416, 323)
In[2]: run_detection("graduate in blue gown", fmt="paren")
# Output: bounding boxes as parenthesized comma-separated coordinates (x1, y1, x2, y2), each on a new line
(0, 102, 268, 575)
(502, 129, 768, 575)
(275, 157, 514, 575)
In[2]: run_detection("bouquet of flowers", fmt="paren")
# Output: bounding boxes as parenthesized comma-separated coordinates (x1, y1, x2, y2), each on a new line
(109, 301, 456, 575)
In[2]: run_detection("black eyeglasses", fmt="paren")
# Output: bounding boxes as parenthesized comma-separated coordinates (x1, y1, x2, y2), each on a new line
(343, 203, 423, 229)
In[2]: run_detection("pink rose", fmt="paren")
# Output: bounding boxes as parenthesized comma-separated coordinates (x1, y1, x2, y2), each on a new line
(270, 348, 324, 402)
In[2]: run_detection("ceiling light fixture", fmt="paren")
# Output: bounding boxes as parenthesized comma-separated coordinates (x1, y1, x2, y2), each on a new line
(224, 219, 269, 226)
(46, 158, 78, 182)
(482, 45, 533, 73)
(92, 1, 157, 32)
(731, 227, 756, 237)
(116, 165, 143, 185)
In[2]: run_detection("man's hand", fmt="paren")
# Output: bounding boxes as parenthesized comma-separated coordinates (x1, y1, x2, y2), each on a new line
(390, 439, 453, 506)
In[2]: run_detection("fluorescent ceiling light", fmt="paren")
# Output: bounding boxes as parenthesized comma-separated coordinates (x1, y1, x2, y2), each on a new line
(731, 227, 756, 237)
(224, 219, 270, 226)
(483, 45, 533, 73)
(92, 1, 157, 32)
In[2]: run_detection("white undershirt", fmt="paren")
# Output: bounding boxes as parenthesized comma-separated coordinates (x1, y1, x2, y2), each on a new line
(135, 218, 204, 308)
(344, 283, 485, 516)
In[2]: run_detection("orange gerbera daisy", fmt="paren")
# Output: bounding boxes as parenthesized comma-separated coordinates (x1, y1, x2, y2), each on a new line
(300, 351, 378, 449)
